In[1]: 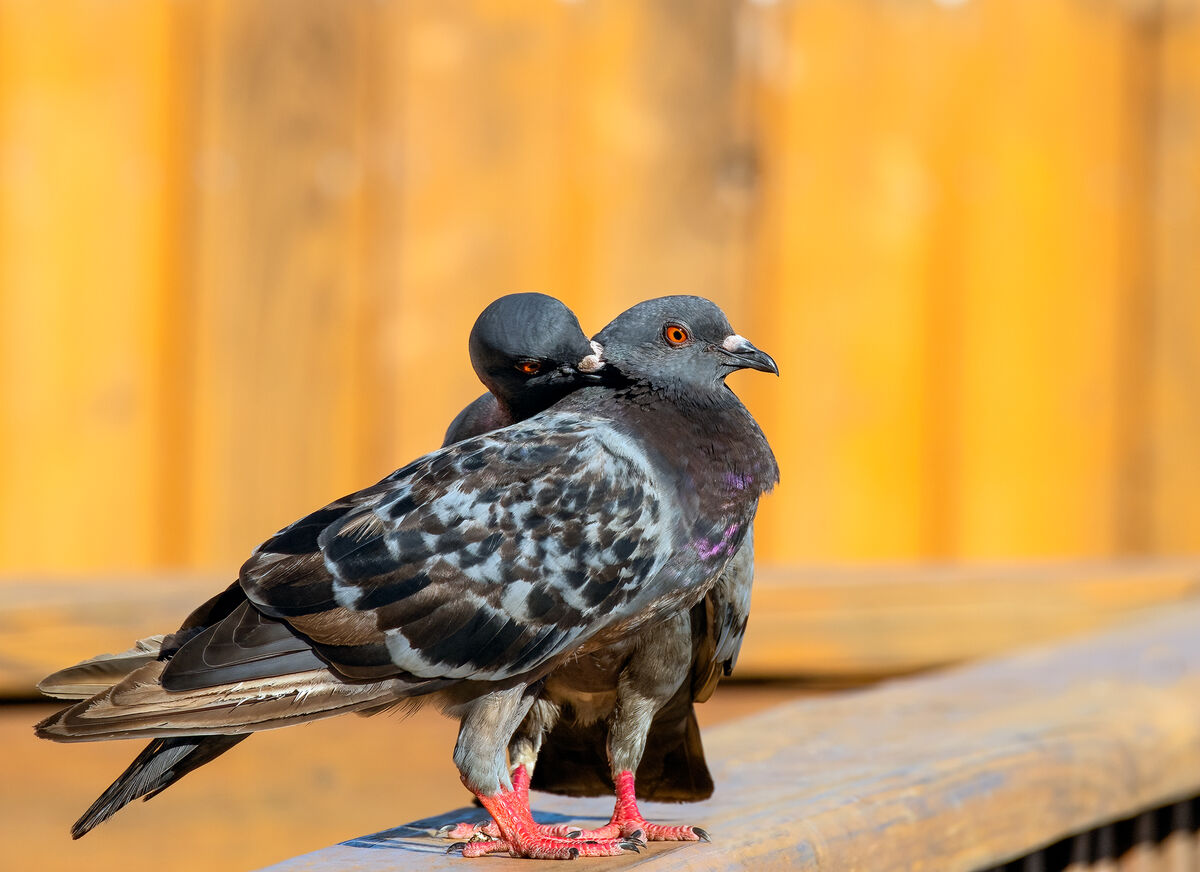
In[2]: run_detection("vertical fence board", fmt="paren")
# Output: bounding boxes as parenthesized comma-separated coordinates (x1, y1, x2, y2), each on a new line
(385, 1, 749, 471)
(0, 0, 176, 571)
(1149, 2, 1200, 553)
(745, 0, 972, 562)
(185, 0, 380, 568)
(383, 0, 574, 467)
(949, 0, 1135, 558)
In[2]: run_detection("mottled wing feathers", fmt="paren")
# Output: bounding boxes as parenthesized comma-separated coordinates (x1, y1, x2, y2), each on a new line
(236, 414, 679, 686)
(160, 601, 329, 691)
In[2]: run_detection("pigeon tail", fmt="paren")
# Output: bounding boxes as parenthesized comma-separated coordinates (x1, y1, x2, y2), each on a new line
(70, 735, 246, 838)
(35, 659, 420, 742)
(37, 635, 166, 700)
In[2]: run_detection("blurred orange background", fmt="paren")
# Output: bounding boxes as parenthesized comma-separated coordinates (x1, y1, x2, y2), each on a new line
(4, 2, 1200, 870)
(3, 0, 1200, 576)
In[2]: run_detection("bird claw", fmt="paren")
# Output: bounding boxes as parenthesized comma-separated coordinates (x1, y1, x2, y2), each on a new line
(439, 820, 499, 841)
(694, 827, 711, 842)
(446, 841, 468, 854)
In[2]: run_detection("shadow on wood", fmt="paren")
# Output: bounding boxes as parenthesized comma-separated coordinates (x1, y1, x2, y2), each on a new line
(261, 601, 1200, 871)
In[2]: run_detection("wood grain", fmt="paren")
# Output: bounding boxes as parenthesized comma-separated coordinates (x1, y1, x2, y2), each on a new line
(1, 0, 1199, 569)
(5, 559, 1200, 696)
(947, 0, 1136, 559)
(738, 558, 1200, 678)
(260, 602, 1200, 872)
(0, 0, 178, 571)
(185, 0, 385, 569)
(3, 686, 799, 872)
(1149, 2, 1200, 553)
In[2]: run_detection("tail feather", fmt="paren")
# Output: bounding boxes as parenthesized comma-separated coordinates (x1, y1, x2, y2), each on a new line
(70, 735, 246, 839)
(36, 660, 419, 741)
(530, 688, 713, 802)
(37, 636, 166, 700)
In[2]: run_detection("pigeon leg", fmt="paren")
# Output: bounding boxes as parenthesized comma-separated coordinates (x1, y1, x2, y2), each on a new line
(614, 769, 708, 841)
(455, 777, 641, 859)
(443, 697, 574, 842)
(440, 764, 583, 841)
(549, 616, 706, 843)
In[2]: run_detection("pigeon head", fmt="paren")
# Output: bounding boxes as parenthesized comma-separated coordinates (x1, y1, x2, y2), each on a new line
(469, 293, 602, 417)
(593, 296, 777, 392)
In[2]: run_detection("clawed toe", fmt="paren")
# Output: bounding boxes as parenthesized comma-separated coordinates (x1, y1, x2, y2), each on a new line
(453, 833, 634, 859)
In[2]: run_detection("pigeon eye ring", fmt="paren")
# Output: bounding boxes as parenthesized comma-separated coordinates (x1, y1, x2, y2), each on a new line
(663, 324, 690, 346)
(515, 359, 543, 375)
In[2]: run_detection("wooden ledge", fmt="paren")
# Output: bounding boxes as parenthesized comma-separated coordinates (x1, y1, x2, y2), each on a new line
(4, 559, 1200, 694)
(259, 601, 1200, 871)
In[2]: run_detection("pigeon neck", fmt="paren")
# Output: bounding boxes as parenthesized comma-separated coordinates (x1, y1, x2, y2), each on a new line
(597, 380, 780, 502)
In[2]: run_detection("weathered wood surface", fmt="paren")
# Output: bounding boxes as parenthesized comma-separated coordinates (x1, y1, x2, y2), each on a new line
(2, 559, 1198, 696)
(261, 602, 1200, 872)
(743, 558, 1200, 677)
(4, 559, 1200, 695)
(3, 688, 810, 872)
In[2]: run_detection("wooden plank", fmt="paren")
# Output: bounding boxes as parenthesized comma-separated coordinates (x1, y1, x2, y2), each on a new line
(385, 0, 748, 467)
(0, 0, 178, 570)
(737, 558, 1200, 678)
(4, 687, 800, 872)
(4, 559, 1200, 695)
(1148, 1, 1200, 553)
(259, 602, 1200, 872)
(185, 0, 384, 569)
(743, 0, 958, 562)
(948, 0, 1137, 558)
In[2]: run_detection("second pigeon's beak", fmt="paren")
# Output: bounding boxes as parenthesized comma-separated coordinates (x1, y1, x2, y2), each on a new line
(577, 341, 605, 375)
(718, 334, 779, 376)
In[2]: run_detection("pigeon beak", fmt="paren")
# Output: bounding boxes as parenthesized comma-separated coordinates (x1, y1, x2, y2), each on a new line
(577, 341, 605, 374)
(718, 334, 779, 376)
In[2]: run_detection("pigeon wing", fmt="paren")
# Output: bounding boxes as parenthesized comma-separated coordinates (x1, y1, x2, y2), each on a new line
(182, 414, 687, 689)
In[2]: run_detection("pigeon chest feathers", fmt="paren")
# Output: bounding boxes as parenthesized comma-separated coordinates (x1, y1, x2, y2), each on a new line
(599, 383, 777, 565)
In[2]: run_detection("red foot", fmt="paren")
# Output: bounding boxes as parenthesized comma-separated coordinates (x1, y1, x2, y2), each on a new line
(450, 771, 640, 860)
(550, 770, 709, 843)
(440, 766, 590, 842)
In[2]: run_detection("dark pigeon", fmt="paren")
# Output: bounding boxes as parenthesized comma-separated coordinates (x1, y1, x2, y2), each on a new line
(37, 292, 599, 840)
(444, 292, 601, 445)
(35, 295, 777, 860)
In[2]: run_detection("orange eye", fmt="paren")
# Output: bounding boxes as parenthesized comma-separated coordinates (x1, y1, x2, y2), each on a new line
(663, 325, 690, 346)
(516, 360, 542, 375)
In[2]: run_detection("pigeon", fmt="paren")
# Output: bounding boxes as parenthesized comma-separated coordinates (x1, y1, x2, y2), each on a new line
(35, 294, 777, 860)
(35, 292, 600, 841)
(443, 293, 602, 445)
(445, 300, 771, 851)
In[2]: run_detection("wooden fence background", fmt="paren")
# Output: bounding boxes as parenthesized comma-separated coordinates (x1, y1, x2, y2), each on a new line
(1, 0, 1198, 575)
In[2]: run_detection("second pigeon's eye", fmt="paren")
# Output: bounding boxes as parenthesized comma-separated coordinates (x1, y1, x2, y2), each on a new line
(663, 324, 690, 346)
(516, 360, 542, 375)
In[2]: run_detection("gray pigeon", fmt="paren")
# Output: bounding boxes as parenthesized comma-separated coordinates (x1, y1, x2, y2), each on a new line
(446, 301, 770, 851)
(439, 297, 751, 844)
(36, 292, 600, 841)
(36, 295, 777, 860)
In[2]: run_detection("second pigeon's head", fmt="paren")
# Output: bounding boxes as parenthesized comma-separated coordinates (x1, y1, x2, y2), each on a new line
(469, 293, 602, 417)
(593, 296, 777, 394)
